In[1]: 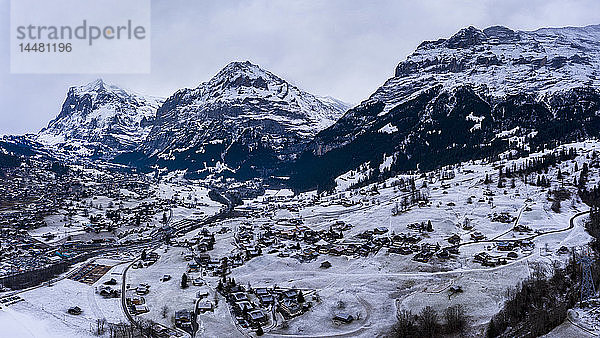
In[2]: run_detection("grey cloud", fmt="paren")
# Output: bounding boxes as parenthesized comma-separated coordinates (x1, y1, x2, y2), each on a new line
(1, 0, 599, 135)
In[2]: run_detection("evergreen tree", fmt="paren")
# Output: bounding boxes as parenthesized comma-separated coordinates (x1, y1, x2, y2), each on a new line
(297, 290, 305, 303)
(181, 273, 188, 288)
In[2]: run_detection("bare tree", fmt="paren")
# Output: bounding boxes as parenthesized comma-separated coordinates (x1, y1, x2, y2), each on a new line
(391, 310, 415, 337)
(443, 305, 467, 334)
(417, 306, 439, 338)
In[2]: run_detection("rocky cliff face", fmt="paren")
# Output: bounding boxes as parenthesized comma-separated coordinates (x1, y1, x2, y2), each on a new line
(134, 61, 348, 177)
(37, 79, 163, 158)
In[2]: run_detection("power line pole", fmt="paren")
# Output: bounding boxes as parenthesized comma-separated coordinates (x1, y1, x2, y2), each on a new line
(580, 248, 596, 302)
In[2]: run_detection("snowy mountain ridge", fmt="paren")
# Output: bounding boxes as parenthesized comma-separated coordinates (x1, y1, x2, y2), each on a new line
(369, 24, 600, 116)
(37, 79, 164, 158)
(142, 61, 348, 157)
(130, 61, 349, 177)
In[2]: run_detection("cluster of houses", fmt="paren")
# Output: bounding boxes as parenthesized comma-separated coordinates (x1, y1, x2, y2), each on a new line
(473, 240, 533, 266)
(132, 250, 160, 269)
(97, 278, 121, 298)
(214, 217, 461, 266)
(491, 212, 516, 223)
(126, 292, 150, 315)
(0, 162, 70, 230)
(217, 277, 312, 331)
(173, 229, 216, 253)
(0, 228, 60, 278)
(0, 209, 48, 230)
(474, 251, 509, 267)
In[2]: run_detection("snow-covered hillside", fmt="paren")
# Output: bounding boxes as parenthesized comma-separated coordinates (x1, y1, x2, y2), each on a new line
(294, 24, 600, 191)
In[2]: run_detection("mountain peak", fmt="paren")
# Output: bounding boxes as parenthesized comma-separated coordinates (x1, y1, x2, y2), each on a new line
(37, 79, 163, 155)
(79, 78, 106, 92)
(483, 25, 520, 42)
(445, 26, 487, 48)
(143, 60, 349, 164)
(208, 60, 276, 90)
(222, 60, 259, 72)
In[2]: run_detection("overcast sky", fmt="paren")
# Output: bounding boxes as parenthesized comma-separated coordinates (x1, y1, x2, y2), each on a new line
(1, 0, 600, 135)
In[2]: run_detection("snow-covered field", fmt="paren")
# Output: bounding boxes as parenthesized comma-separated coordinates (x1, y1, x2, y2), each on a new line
(0, 258, 130, 338)
(5, 140, 600, 337)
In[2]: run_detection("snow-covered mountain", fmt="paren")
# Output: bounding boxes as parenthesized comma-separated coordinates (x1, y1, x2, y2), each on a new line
(37, 79, 164, 158)
(372, 24, 600, 115)
(132, 61, 348, 177)
(291, 24, 600, 191)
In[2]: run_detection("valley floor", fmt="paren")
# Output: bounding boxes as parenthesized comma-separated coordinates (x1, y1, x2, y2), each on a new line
(2, 140, 600, 337)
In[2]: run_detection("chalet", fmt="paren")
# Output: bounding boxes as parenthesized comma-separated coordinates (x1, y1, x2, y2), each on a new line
(67, 306, 82, 315)
(320, 261, 332, 269)
(413, 251, 433, 263)
(230, 284, 245, 293)
(333, 313, 354, 324)
(513, 224, 531, 233)
(248, 309, 268, 325)
(196, 289, 209, 299)
(98, 285, 119, 298)
(245, 247, 261, 258)
(470, 232, 486, 241)
(299, 248, 318, 261)
(136, 285, 149, 295)
(317, 244, 332, 255)
(329, 246, 344, 256)
(437, 249, 450, 259)
(232, 292, 248, 302)
(175, 309, 193, 328)
(196, 299, 213, 313)
(234, 301, 253, 313)
(447, 234, 461, 245)
(520, 240, 534, 248)
(388, 245, 413, 255)
(195, 253, 211, 265)
(373, 227, 388, 235)
(343, 245, 357, 256)
(282, 289, 298, 300)
(497, 241, 515, 251)
(258, 294, 275, 306)
(474, 252, 491, 263)
(279, 299, 303, 318)
(133, 305, 149, 314)
(254, 288, 269, 297)
(231, 257, 244, 268)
